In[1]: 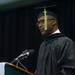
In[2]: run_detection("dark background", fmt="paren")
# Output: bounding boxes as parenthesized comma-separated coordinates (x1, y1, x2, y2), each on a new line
(0, 0, 74, 72)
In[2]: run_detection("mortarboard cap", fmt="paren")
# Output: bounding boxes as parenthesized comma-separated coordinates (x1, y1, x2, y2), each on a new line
(34, 4, 58, 30)
(37, 9, 57, 19)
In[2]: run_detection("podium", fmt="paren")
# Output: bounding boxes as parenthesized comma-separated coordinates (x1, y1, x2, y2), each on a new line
(0, 62, 35, 75)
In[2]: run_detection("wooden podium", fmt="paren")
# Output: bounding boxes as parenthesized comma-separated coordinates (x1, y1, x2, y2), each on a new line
(0, 62, 35, 75)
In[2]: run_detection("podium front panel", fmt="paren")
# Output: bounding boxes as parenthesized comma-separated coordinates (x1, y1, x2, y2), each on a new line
(0, 62, 33, 75)
(5, 64, 29, 75)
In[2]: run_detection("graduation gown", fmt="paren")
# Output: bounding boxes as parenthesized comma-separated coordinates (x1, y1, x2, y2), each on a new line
(35, 33, 75, 75)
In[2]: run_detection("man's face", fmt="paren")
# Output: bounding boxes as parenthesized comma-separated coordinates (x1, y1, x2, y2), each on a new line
(37, 15, 56, 36)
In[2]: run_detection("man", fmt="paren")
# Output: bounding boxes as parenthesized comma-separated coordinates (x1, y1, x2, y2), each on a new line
(35, 10, 75, 75)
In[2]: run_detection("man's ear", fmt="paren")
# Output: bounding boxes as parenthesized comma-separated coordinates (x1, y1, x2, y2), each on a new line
(51, 20, 57, 26)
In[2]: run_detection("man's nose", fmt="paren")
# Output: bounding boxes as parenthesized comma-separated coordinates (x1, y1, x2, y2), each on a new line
(38, 24, 42, 27)
(38, 23, 44, 27)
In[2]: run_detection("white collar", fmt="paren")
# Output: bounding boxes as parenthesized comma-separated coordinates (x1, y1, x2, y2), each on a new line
(52, 29, 61, 34)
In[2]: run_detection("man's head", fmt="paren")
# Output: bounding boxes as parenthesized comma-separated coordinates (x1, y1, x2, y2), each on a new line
(36, 11, 59, 37)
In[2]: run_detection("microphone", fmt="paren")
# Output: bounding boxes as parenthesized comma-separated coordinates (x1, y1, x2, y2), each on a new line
(11, 49, 34, 63)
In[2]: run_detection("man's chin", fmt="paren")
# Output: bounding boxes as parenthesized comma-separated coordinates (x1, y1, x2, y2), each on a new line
(41, 32, 47, 37)
(41, 31, 51, 37)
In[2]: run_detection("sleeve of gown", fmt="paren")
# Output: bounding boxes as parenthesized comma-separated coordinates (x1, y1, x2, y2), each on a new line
(57, 39, 75, 75)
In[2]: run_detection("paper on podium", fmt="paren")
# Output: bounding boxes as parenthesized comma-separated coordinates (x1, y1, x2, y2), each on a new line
(0, 62, 6, 75)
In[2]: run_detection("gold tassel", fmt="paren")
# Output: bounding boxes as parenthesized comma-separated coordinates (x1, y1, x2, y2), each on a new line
(44, 8, 47, 30)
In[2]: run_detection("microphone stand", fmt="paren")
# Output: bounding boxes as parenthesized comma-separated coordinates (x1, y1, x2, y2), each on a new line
(16, 59, 28, 70)
(11, 49, 34, 71)
(11, 49, 29, 63)
(11, 53, 29, 70)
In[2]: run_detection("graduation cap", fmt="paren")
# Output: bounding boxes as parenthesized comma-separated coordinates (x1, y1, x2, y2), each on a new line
(34, 4, 57, 30)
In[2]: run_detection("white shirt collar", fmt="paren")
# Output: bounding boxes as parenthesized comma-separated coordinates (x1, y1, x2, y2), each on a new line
(52, 29, 61, 34)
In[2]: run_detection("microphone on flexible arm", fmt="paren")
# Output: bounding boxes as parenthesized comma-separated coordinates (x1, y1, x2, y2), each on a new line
(11, 49, 34, 63)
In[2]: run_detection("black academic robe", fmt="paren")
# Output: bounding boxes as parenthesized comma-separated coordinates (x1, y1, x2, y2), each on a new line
(35, 33, 75, 75)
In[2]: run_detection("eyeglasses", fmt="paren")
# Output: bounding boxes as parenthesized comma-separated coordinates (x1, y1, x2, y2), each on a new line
(37, 18, 55, 24)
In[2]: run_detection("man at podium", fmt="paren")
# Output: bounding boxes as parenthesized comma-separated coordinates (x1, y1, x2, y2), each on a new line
(35, 8, 75, 75)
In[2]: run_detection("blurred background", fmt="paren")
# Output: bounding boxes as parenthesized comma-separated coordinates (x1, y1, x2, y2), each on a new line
(0, 0, 74, 72)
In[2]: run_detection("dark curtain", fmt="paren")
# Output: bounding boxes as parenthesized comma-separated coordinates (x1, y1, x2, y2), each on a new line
(0, 6, 42, 72)
(0, 7, 36, 71)
(57, 0, 75, 41)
